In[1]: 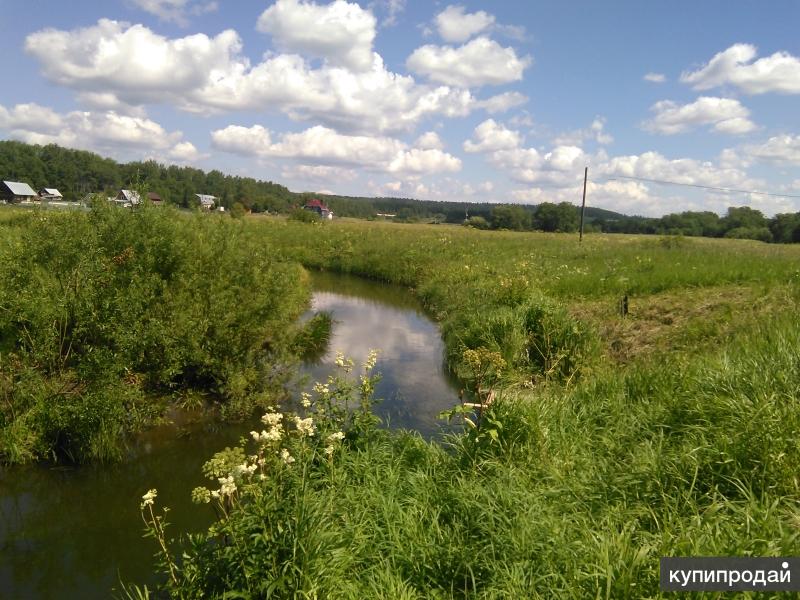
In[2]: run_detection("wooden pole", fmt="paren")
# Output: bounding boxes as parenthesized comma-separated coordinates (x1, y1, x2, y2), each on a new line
(579, 166, 588, 242)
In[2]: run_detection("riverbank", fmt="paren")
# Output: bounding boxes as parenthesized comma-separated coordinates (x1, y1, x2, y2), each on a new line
(131, 217, 800, 598)
(0, 271, 460, 598)
(0, 204, 311, 464)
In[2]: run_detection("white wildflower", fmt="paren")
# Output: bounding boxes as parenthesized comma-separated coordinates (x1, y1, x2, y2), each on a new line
(261, 412, 283, 427)
(312, 382, 330, 394)
(141, 488, 157, 508)
(364, 349, 379, 371)
(334, 351, 346, 367)
(218, 475, 237, 497)
(280, 448, 295, 465)
(294, 416, 316, 437)
(235, 462, 257, 477)
(327, 431, 345, 443)
(301, 392, 312, 408)
(324, 445, 335, 456)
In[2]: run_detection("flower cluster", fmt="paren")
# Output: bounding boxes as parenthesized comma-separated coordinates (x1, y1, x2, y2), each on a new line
(141, 488, 157, 509)
(294, 416, 316, 437)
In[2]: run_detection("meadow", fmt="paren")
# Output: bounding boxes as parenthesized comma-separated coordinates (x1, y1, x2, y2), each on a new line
(124, 217, 800, 598)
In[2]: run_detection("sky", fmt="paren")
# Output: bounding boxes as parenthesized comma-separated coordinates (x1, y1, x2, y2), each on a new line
(1, 0, 799, 216)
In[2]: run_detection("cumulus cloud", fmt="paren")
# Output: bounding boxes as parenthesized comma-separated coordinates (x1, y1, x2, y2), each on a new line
(742, 134, 800, 165)
(643, 96, 756, 135)
(463, 119, 521, 153)
(256, 0, 376, 71)
(130, 0, 218, 26)
(24, 19, 479, 134)
(414, 131, 444, 150)
(477, 91, 528, 114)
(407, 36, 531, 87)
(281, 164, 359, 182)
(212, 124, 461, 175)
(435, 5, 495, 43)
(553, 117, 613, 146)
(681, 43, 800, 94)
(643, 72, 666, 83)
(0, 102, 199, 162)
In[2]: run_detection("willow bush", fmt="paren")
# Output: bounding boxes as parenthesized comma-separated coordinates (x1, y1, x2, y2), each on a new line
(0, 202, 310, 463)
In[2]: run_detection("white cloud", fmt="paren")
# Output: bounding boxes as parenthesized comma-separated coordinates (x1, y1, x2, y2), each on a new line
(25, 19, 479, 134)
(742, 134, 800, 165)
(256, 0, 376, 71)
(414, 131, 444, 150)
(435, 5, 495, 43)
(553, 116, 613, 146)
(130, 0, 218, 26)
(407, 36, 531, 87)
(212, 124, 461, 175)
(681, 43, 800, 94)
(477, 91, 528, 114)
(643, 72, 666, 83)
(169, 141, 203, 162)
(282, 164, 358, 182)
(0, 102, 197, 162)
(643, 96, 756, 135)
(464, 119, 521, 153)
(375, 0, 406, 27)
(599, 151, 758, 192)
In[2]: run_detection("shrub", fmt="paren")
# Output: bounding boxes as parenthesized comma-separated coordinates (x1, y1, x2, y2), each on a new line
(0, 202, 310, 463)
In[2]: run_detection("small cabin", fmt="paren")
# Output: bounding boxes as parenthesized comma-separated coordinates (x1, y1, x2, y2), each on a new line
(147, 192, 163, 205)
(195, 194, 217, 210)
(39, 188, 63, 201)
(1, 180, 37, 203)
(114, 189, 141, 207)
(303, 198, 334, 219)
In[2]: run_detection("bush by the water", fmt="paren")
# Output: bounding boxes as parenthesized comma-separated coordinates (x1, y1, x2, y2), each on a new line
(0, 203, 310, 463)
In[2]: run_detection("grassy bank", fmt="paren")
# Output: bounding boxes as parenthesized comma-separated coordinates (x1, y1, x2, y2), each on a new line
(128, 218, 800, 598)
(0, 205, 314, 463)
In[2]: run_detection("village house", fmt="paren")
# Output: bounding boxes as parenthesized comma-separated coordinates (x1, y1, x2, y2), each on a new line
(1, 180, 38, 203)
(303, 198, 334, 219)
(147, 192, 163, 205)
(195, 194, 217, 210)
(38, 188, 63, 201)
(114, 189, 141, 207)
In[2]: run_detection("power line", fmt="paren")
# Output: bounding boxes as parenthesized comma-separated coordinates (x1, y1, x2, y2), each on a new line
(602, 174, 800, 200)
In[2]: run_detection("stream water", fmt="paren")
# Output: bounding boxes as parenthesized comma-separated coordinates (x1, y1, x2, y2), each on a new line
(0, 271, 460, 599)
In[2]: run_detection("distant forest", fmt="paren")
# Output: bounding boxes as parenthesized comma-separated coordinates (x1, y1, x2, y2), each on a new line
(2, 140, 800, 243)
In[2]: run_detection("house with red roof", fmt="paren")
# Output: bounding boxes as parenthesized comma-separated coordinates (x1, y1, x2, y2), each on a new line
(303, 198, 334, 219)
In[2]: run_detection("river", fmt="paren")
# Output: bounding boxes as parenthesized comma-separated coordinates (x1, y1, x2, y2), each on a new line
(0, 271, 460, 599)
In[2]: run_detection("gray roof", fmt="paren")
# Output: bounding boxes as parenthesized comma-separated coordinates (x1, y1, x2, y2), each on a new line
(3, 181, 37, 196)
(41, 188, 62, 197)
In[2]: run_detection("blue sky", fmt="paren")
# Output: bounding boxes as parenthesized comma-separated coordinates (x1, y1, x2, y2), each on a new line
(1, 0, 799, 215)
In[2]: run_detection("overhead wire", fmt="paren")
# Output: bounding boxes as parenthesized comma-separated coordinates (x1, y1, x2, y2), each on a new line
(600, 174, 800, 200)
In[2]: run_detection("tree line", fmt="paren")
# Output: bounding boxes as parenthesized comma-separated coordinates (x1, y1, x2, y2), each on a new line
(2, 140, 799, 242)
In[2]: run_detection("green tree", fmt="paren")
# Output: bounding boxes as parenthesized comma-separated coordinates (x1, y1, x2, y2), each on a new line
(491, 204, 532, 230)
(534, 202, 579, 232)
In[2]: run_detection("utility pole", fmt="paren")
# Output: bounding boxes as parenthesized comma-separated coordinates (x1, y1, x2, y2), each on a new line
(579, 166, 588, 242)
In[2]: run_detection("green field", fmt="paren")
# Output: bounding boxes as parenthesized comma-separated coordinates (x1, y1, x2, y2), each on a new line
(123, 217, 800, 598)
(4, 207, 800, 597)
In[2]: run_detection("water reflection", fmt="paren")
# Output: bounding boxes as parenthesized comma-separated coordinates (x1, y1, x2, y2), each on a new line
(303, 271, 460, 436)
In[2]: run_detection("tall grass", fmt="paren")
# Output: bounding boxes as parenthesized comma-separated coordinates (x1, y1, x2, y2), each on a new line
(135, 312, 800, 598)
